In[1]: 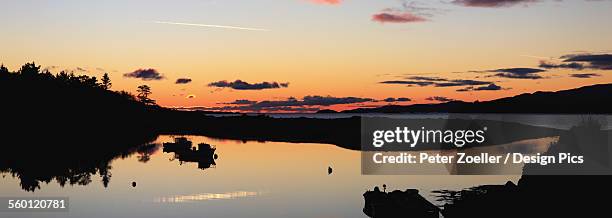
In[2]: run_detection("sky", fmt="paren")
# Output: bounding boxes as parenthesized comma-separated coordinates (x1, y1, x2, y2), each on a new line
(1, 0, 612, 112)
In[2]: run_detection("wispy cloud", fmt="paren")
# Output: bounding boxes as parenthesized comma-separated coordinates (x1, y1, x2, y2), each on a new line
(372, 12, 427, 23)
(380, 76, 494, 87)
(202, 95, 375, 112)
(452, 0, 538, 8)
(463, 68, 546, 79)
(457, 83, 506, 92)
(175, 78, 192, 84)
(382, 97, 412, 102)
(372, 1, 432, 24)
(426, 96, 457, 102)
(208, 80, 289, 90)
(124, 68, 165, 81)
(560, 53, 612, 70)
(487, 68, 546, 79)
(154, 21, 270, 31)
(570, 73, 601, 78)
(307, 0, 342, 5)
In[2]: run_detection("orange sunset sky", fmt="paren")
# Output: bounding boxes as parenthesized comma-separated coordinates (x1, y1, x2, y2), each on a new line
(1, 0, 612, 112)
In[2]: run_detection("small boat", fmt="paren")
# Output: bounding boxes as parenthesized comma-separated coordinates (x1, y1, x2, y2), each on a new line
(163, 137, 192, 152)
(176, 143, 216, 161)
(163, 138, 218, 170)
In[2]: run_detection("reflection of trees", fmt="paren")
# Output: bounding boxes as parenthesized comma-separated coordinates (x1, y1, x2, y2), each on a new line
(137, 143, 161, 163)
(0, 141, 157, 192)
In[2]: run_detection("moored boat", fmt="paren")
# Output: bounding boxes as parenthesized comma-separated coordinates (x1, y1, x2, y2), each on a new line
(163, 137, 192, 152)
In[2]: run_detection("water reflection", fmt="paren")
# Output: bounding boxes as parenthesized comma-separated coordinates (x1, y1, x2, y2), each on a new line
(154, 191, 261, 203)
(136, 143, 161, 163)
(0, 139, 157, 192)
(163, 137, 218, 171)
(0, 135, 525, 218)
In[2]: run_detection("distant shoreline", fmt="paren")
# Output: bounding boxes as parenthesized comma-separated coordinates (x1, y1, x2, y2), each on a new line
(155, 114, 563, 151)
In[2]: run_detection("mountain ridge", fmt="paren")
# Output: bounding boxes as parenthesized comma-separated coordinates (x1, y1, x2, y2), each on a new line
(338, 83, 612, 114)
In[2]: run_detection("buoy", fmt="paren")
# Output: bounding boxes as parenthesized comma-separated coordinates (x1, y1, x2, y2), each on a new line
(328, 166, 333, 175)
(132, 182, 136, 187)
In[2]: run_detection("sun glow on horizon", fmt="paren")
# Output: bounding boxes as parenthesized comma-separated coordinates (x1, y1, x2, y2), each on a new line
(1, 0, 611, 112)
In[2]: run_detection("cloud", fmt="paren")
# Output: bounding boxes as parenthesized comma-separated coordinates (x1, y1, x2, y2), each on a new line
(456, 83, 504, 92)
(211, 95, 374, 112)
(154, 21, 269, 32)
(452, 0, 538, 8)
(175, 78, 192, 84)
(473, 83, 504, 90)
(299, 95, 374, 106)
(221, 99, 258, 105)
(539, 61, 585, 70)
(208, 80, 289, 90)
(380, 76, 494, 87)
(435, 79, 492, 87)
(224, 106, 322, 113)
(487, 68, 546, 79)
(570, 73, 601, 78)
(372, 1, 432, 24)
(372, 12, 427, 23)
(383, 97, 412, 102)
(560, 54, 612, 70)
(123, 68, 165, 80)
(426, 96, 456, 102)
(406, 76, 448, 82)
(380, 80, 435, 86)
(307, 0, 342, 5)
(490, 68, 545, 74)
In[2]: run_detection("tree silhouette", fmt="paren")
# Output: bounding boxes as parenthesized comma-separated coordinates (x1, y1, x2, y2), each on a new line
(19, 62, 40, 77)
(137, 85, 155, 105)
(101, 73, 112, 90)
(0, 64, 9, 78)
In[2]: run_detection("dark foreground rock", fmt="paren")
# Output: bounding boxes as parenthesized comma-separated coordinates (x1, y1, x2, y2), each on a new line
(363, 187, 440, 218)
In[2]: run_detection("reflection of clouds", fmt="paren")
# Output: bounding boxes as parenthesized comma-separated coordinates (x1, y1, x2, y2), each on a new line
(154, 191, 261, 203)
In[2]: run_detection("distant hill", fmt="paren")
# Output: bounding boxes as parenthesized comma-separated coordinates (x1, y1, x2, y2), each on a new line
(316, 109, 339, 114)
(338, 84, 612, 114)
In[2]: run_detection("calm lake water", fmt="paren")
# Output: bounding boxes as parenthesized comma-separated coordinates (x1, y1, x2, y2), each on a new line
(0, 135, 560, 218)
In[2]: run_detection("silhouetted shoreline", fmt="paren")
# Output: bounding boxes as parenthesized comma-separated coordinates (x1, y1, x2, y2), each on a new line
(155, 113, 562, 150)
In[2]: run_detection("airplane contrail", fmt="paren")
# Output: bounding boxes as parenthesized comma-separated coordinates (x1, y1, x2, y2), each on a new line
(154, 21, 269, 31)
